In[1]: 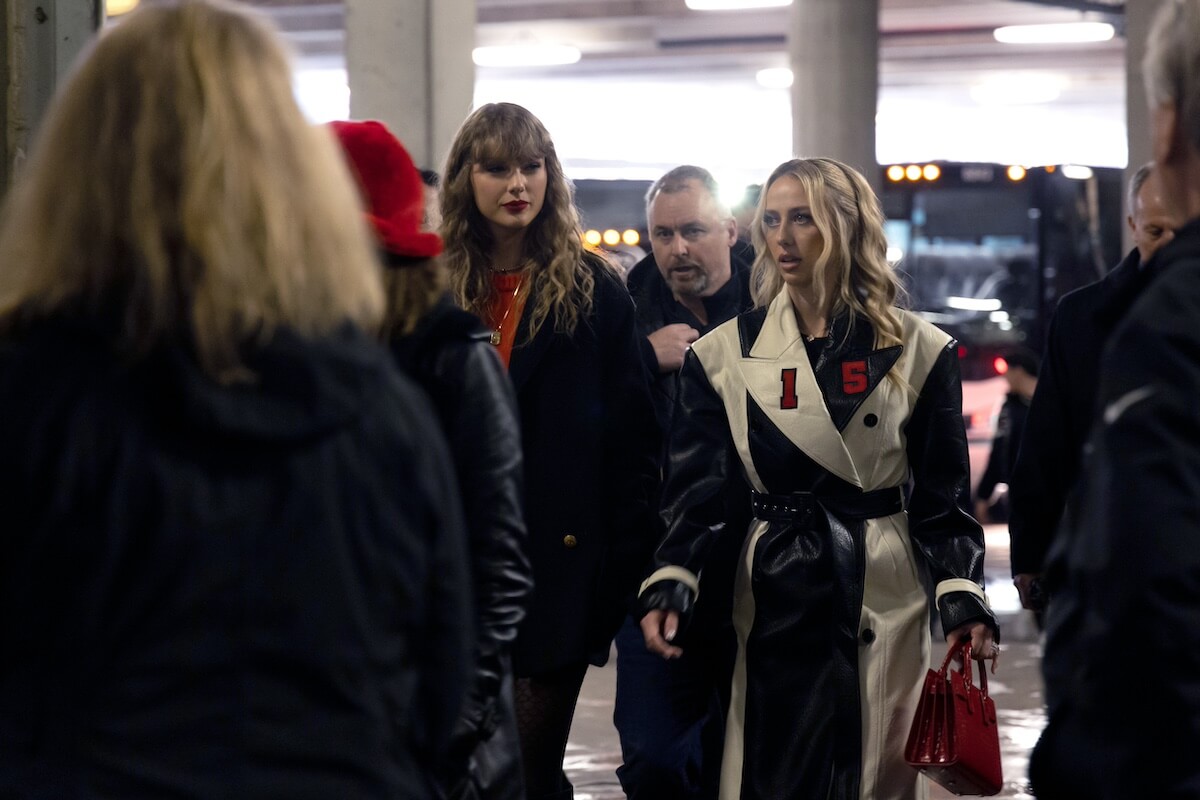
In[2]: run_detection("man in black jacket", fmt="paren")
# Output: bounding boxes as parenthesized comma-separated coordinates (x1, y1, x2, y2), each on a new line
(615, 166, 754, 800)
(974, 346, 1039, 524)
(625, 167, 755, 432)
(1031, 2, 1200, 794)
(1006, 161, 1180, 612)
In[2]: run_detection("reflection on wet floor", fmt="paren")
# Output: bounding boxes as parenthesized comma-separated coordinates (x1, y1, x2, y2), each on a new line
(566, 525, 1046, 799)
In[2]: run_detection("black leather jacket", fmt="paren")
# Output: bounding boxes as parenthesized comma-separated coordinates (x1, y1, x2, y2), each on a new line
(390, 294, 533, 796)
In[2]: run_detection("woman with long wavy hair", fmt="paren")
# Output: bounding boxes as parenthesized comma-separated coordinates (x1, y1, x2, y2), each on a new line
(0, 3, 470, 798)
(639, 157, 999, 799)
(440, 102, 660, 800)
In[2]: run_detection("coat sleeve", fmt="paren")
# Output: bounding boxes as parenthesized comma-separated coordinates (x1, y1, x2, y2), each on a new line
(973, 400, 1011, 503)
(409, 405, 475, 762)
(595, 267, 664, 625)
(1007, 307, 1076, 576)
(639, 349, 739, 618)
(904, 341, 998, 638)
(435, 336, 532, 747)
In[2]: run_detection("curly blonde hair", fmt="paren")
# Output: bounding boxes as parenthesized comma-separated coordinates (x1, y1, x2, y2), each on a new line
(750, 157, 906, 351)
(440, 103, 600, 339)
(0, 0, 383, 382)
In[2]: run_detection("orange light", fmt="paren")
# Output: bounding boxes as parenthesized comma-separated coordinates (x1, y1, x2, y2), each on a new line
(584, 230, 602, 247)
(1006, 165, 1027, 181)
(622, 229, 640, 246)
(1046, 164, 1057, 173)
(922, 164, 941, 181)
(887, 165, 906, 182)
(993, 356, 1009, 375)
(602, 229, 621, 247)
(905, 165, 922, 181)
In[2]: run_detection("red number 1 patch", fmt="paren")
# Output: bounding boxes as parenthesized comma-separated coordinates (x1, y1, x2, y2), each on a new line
(780, 368, 798, 409)
(842, 360, 868, 394)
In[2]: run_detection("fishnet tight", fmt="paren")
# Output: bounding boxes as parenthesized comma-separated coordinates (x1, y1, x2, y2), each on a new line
(514, 662, 589, 800)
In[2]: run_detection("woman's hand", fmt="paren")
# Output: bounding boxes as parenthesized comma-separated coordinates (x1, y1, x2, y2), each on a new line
(946, 620, 999, 674)
(640, 609, 684, 660)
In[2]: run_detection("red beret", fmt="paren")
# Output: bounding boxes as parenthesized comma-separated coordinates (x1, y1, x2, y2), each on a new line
(329, 119, 443, 260)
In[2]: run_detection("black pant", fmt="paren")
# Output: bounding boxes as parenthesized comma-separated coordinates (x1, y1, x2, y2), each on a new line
(613, 615, 730, 800)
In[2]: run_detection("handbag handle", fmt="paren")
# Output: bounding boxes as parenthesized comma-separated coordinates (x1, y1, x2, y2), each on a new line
(937, 639, 990, 701)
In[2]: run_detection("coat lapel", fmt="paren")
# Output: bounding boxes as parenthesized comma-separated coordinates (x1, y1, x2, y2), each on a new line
(507, 291, 555, 393)
(810, 315, 902, 432)
(741, 293, 862, 487)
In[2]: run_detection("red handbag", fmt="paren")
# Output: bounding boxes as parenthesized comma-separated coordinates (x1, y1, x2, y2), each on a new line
(904, 640, 1002, 796)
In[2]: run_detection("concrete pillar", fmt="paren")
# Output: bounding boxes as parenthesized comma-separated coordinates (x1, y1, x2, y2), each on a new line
(789, 0, 879, 192)
(3, 0, 101, 192)
(345, 0, 476, 174)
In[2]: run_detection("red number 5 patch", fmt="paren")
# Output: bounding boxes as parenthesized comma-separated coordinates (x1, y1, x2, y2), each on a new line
(842, 360, 868, 394)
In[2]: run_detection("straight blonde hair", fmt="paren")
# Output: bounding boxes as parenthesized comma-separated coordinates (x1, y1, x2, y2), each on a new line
(0, 0, 384, 381)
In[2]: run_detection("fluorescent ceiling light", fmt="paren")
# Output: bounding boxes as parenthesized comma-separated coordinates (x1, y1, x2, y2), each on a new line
(106, 0, 139, 15)
(756, 68, 794, 89)
(993, 22, 1115, 45)
(686, 0, 791, 10)
(946, 296, 1002, 312)
(473, 44, 581, 68)
(1061, 164, 1095, 180)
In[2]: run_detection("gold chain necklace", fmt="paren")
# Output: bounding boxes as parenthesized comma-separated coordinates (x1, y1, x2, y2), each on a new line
(490, 274, 526, 346)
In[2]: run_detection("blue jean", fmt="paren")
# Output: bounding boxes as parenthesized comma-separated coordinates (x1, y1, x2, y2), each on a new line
(613, 616, 728, 800)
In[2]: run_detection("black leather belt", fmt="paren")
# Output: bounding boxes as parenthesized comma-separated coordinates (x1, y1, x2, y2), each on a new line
(751, 486, 905, 522)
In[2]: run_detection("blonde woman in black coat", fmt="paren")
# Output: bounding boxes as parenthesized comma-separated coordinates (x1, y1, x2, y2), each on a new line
(440, 102, 661, 800)
(0, 3, 469, 797)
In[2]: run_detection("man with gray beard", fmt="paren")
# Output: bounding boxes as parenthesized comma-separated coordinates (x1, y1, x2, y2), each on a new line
(616, 166, 754, 800)
(626, 166, 755, 432)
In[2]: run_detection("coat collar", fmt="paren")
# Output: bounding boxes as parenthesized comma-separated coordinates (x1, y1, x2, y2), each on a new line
(738, 292, 903, 487)
(741, 292, 861, 485)
(507, 289, 555, 393)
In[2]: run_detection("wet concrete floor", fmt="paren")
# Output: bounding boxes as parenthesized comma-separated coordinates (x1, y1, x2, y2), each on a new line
(565, 525, 1044, 799)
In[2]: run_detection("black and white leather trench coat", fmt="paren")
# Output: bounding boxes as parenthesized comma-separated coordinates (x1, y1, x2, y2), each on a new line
(642, 291, 996, 800)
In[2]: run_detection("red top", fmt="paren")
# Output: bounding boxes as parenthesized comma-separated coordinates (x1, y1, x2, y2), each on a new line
(486, 270, 530, 369)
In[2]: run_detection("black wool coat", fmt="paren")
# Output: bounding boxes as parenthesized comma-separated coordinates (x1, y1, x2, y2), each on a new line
(1006, 248, 1149, 576)
(627, 245, 756, 435)
(0, 319, 471, 800)
(509, 255, 661, 677)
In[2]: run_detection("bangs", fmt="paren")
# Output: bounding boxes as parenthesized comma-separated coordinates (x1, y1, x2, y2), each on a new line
(470, 125, 547, 167)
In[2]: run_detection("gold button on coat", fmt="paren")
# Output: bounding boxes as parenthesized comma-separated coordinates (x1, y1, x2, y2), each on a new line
(562, 534, 578, 548)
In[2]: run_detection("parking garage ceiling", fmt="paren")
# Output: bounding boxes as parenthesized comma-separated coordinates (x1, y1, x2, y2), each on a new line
(241, 0, 1125, 105)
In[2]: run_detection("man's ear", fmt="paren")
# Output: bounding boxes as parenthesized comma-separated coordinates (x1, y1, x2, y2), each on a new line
(1153, 102, 1184, 167)
(724, 216, 738, 247)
